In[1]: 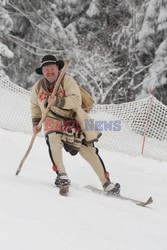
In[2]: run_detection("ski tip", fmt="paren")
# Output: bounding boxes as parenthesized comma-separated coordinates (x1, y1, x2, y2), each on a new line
(147, 196, 153, 204)
(137, 196, 153, 207)
(145, 196, 153, 206)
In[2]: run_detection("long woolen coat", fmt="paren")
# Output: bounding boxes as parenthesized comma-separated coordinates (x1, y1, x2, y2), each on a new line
(31, 74, 102, 143)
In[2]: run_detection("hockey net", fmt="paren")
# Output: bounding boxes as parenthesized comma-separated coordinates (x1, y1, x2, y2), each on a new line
(0, 73, 167, 161)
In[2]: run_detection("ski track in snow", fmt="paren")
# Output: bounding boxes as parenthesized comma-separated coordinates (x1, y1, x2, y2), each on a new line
(0, 128, 167, 250)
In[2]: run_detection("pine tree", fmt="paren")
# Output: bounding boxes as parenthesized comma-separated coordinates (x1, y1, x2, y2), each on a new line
(134, 0, 167, 104)
(0, 0, 13, 76)
(2, 0, 167, 105)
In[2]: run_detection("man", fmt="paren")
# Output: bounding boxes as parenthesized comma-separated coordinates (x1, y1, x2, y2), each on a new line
(31, 55, 120, 194)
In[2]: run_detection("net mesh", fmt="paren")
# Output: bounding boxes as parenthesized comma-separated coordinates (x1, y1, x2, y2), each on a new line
(1, 73, 167, 161)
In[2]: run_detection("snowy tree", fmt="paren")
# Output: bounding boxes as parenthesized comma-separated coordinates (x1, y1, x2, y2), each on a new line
(134, 0, 167, 104)
(108, 0, 167, 104)
(2, 0, 167, 105)
(2, 0, 137, 102)
(67, 46, 121, 103)
(0, 0, 13, 76)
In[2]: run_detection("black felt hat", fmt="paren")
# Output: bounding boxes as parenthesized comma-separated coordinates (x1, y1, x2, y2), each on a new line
(35, 55, 64, 75)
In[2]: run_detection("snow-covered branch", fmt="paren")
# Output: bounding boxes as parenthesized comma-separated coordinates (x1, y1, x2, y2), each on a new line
(6, 34, 64, 55)
(25, 0, 52, 27)
(134, 67, 167, 91)
(102, 64, 131, 103)
(8, 1, 67, 50)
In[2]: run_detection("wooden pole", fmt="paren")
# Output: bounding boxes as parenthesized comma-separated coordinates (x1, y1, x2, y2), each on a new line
(15, 61, 69, 175)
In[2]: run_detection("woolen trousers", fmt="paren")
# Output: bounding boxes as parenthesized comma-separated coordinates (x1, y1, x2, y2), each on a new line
(46, 132, 109, 186)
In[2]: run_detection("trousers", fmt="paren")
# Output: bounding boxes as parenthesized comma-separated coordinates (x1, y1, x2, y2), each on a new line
(46, 132, 109, 186)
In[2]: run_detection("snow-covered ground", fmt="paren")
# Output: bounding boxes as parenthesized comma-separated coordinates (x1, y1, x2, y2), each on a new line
(0, 127, 167, 250)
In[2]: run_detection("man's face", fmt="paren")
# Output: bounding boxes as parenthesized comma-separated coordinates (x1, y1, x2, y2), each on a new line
(42, 64, 59, 83)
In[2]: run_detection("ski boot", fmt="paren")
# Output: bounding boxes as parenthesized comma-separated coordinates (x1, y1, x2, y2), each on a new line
(103, 181, 121, 196)
(55, 173, 71, 196)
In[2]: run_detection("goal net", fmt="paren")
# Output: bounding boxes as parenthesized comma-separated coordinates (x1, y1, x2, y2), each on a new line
(1, 73, 167, 161)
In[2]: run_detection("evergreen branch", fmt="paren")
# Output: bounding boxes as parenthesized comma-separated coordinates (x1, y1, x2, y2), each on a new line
(102, 64, 131, 102)
(134, 67, 167, 90)
(7, 1, 67, 51)
(71, 69, 88, 83)
(82, 57, 102, 94)
(6, 34, 63, 54)
(72, 67, 102, 95)
(25, 0, 52, 27)
(85, 70, 102, 95)
(134, 63, 153, 76)
(5, 35, 43, 56)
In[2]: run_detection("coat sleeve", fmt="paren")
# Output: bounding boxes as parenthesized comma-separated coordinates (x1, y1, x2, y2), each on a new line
(60, 75, 82, 110)
(30, 82, 42, 125)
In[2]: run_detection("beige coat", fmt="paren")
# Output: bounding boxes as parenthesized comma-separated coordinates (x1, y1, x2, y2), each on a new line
(31, 74, 102, 143)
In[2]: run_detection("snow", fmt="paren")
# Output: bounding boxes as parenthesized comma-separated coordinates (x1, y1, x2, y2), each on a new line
(50, 16, 66, 41)
(0, 42, 13, 58)
(86, 0, 99, 18)
(0, 127, 167, 250)
(158, 7, 167, 24)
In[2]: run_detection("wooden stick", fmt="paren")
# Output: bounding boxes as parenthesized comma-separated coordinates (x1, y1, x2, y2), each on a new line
(15, 61, 69, 175)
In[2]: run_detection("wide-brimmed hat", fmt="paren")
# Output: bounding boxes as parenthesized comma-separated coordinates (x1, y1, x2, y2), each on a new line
(35, 55, 64, 75)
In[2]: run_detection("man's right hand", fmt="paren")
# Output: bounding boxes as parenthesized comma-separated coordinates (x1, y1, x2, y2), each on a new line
(33, 125, 42, 134)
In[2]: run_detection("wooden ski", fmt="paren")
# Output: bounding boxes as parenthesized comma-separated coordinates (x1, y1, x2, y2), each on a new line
(85, 185, 153, 207)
